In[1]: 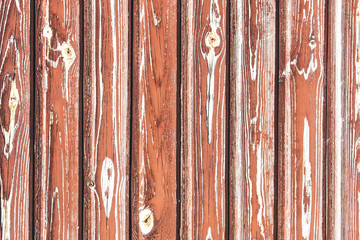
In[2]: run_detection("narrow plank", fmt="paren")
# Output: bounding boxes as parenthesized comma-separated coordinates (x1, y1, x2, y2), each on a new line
(327, 0, 360, 238)
(229, 0, 276, 239)
(0, 0, 31, 239)
(326, 0, 343, 239)
(278, 0, 325, 239)
(83, 0, 130, 238)
(180, 0, 227, 239)
(131, 0, 178, 238)
(34, 0, 80, 238)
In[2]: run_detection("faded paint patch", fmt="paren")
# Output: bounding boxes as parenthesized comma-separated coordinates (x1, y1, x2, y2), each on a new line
(302, 117, 312, 239)
(101, 157, 115, 218)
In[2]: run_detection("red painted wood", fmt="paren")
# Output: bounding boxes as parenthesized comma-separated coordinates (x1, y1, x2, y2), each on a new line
(278, 0, 326, 238)
(327, 0, 360, 239)
(0, 0, 31, 239)
(34, 0, 80, 238)
(83, 0, 130, 238)
(131, 0, 178, 238)
(229, 0, 276, 239)
(181, 0, 227, 239)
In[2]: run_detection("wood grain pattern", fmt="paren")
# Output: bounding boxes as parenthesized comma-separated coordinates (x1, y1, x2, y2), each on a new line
(229, 0, 276, 239)
(180, 0, 227, 239)
(34, 0, 80, 238)
(327, 0, 360, 239)
(326, 0, 343, 239)
(83, 0, 130, 238)
(0, 0, 30, 239)
(131, 0, 178, 238)
(278, 0, 325, 239)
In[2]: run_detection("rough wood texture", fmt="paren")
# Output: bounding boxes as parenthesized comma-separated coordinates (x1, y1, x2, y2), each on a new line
(327, 0, 360, 239)
(180, 0, 227, 239)
(34, 0, 80, 238)
(83, 0, 130, 238)
(131, 0, 178, 238)
(278, 0, 325, 239)
(229, 0, 276, 239)
(0, 0, 30, 239)
(326, 0, 343, 239)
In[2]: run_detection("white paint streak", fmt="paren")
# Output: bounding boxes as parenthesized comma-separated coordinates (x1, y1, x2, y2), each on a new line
(256, 141, 265, 239)
(302, 117, 312, 239)
(60, 42, 75, 101)
(206, 227, 213, 240)
(100, 157, 115, 218)
(331, 0, 343, 237)
(0, 79, 19, 159)
(1, 196, 11, 240)
(248, 0, 259, 81)
(202, 0, 222, 143)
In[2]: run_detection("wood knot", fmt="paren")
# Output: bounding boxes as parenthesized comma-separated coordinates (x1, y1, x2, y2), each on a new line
(205, 31, 220, 50)
(308, 39, 316, 50)
(60, 42, 76, 67)
(9, 81, 19, 116)
(88, 180, 95, 188)
(139, 208, 154, 235)
(43, 25, 53, 40)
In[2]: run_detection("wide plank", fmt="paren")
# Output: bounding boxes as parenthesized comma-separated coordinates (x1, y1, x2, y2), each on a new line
(82, 0, 130, 238)
(0, 0, 31, 239)
(34, 0, 80, 238)
(131, 0, 178, 238)
(327, 0, 360, 239)
(278, 0, 326, 238)
(180, 0, 227, 239)
(229, 0, 276, 239)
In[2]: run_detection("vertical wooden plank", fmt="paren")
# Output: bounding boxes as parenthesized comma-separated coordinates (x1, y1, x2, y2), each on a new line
(180, 0, 227, 239)
(326, 0, 343, 239)
(132, 0, 178, 238)
(34, 0, 80, 238)
(0, 0, 30, 239)
(229, 0, 276, 239)
(83, 0, 130, 238)
(278, 0, 325, 239)
(327, 0, 360, 239)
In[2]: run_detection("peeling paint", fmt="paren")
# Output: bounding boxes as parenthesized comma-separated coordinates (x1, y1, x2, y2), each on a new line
(302, 117, 312, 239)
(0, 79, 20, 159)
(1, 197, 11, 240)
(205, 227, 213, 240)
(202, 0, 222, 143)
(100, 157, 115, 218)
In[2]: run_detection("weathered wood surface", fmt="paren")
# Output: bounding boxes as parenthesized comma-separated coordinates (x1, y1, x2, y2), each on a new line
(34, 0, 80, 238)
(131, 0, 178, 238)
(83, 0, 130, 238)
(278, 0, 325, 239)
(229, 0, 276, 239)
(0, 0, 30, 239)
(180, 0, 227, 239)
(327, 0, 360, 239)
(326, 0, 343, 239)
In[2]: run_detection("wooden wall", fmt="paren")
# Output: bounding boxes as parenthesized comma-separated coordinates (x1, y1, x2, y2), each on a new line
(1, 0, 360, 239)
